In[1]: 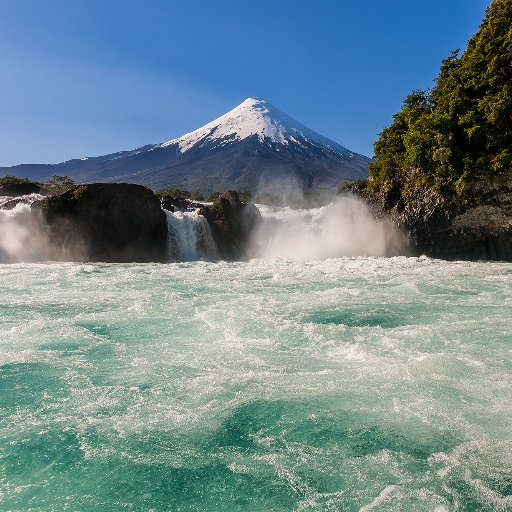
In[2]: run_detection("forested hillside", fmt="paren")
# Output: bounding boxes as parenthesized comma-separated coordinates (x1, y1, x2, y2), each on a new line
(368, 0, 511, 203)
(340, 0, 512, 260)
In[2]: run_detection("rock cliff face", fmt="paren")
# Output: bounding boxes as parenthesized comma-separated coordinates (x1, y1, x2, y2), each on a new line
(199, 191, 262, 260)
(405, 178, 511, 260)
(341, 171, 512, 261)
(32, 183, 167, 262)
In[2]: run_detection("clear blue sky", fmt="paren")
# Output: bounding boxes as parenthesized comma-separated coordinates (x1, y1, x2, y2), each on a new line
(0, 0, 489, 166)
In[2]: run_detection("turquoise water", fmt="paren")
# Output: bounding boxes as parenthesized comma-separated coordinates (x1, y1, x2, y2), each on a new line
(0, 257, 511, 511)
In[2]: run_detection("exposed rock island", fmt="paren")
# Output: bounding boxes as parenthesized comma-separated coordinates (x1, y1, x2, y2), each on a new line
(32, 184, 168, 262)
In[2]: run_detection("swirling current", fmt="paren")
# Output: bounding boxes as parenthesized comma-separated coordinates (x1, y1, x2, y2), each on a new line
(1, 257, 511, 511)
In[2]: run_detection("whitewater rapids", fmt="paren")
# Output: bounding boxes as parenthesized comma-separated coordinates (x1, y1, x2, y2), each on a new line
(0, 257, 511, 510)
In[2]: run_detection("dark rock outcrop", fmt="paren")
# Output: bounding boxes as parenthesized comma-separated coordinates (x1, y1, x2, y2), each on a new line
(340, 171, 512, 261)
(0, 181, 43, 197)
(199, 190, 262, 260)
(32, 183, 167, 262)
(404, 172, 512, 261)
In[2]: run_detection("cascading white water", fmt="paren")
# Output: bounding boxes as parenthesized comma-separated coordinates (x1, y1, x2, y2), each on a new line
(0, 193, 47, 263)
(0, 192, 43, 210)
(1, 193, 404, 263)
(165, 194, 405, 262)
(251, 195, 405, 260)
(164, 209, 218, 261)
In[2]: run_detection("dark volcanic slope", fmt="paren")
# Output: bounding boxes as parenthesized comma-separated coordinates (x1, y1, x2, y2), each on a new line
(1, 98, 369, 194)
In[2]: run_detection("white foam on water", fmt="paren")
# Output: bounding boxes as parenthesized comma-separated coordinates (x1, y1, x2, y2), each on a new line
(0, 257, 510, 509)
(359, 485, 398, 511)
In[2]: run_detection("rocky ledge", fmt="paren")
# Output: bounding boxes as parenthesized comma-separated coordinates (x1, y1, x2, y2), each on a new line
(0, 181, 47, 210)
(199, 190, 262, 260)
(159, 190, 262, 260)
(1, 182, 261, 263)
(32, 183, 168, 262)
(0, 181, 44, 197)
(341, 170, 512, 261)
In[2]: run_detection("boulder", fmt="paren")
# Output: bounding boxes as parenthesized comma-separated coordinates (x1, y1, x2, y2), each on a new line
(32, 183, 167, 262)
(392, 171, 512, 260)
(0, 181, 43, 197)
(199, 190, 262, 260)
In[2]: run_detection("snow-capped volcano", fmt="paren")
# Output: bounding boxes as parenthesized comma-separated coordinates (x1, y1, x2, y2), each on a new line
(161, 98, 353, 157)
(1, 98, 369, 194)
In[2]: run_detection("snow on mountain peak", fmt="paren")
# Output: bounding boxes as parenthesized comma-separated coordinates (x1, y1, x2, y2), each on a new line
(161, 98, 353, 157)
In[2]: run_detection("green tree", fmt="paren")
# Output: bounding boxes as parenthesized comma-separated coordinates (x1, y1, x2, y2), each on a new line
(45, 175, 75, 192)
(369, 0, 512, 204)
(0, 175, 31, 185)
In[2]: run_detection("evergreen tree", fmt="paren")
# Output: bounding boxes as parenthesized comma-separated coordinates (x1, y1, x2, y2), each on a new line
(369, 0, 512, 202)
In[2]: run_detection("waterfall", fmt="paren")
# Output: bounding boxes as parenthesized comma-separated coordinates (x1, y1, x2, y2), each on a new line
(250, 196, 405, 260)
(0, 192, 43, 210)
(0, 193, 47, 263)
(164, 209, 218, 261)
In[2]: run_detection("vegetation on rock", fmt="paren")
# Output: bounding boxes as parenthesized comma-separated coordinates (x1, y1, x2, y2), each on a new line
(43, 175, 76, 193)
(0, 175, 32, 185)
(337, 1, 512, 261)
(0, 175, 43, 196)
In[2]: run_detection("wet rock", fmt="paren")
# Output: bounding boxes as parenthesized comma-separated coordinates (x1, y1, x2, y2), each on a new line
(401, 172, 512, 261)
(32, 183, 167, 262)
(0, 181, 43, 197)
(199, 190, 262, 260)
(341, 171, 512, 261)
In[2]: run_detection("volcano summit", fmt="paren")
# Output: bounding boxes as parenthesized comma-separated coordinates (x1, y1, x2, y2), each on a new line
(2, 98, 369, 194)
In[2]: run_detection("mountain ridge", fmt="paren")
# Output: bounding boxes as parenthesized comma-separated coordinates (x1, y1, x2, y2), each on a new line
(161, 98, 355, 157)
(0, 98, 369, 194)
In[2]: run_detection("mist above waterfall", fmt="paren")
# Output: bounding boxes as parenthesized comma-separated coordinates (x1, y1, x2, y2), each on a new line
(254, 174, 335, 208)
(250, 194, 406, 260)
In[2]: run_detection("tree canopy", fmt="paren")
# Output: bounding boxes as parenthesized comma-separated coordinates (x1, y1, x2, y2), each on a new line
(369, 0, 512, 201)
